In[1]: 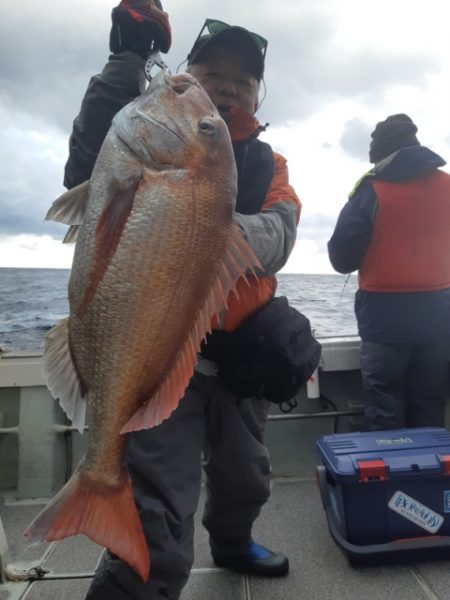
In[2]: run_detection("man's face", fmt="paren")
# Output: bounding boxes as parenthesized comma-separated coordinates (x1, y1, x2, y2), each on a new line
(188, 44, 260, 124)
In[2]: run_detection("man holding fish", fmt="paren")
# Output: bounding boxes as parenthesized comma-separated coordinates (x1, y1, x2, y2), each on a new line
(31, 1, 301, 598)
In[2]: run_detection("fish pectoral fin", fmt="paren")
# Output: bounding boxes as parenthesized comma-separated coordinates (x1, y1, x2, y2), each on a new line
(24, 466, 150, 582)
(45, 180, 90, 225)
(122, 224, 262, 433)
(41, 318, 86, 433)
(94, 168, 142, 256)
(77, 166, 143, 317)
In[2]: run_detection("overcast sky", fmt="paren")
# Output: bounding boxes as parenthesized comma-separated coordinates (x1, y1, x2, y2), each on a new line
(1, 0, 450, 273)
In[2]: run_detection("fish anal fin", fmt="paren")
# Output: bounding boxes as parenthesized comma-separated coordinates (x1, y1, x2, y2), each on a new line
(78, 167, 142, 316)
(42, 318, 86, 433)
(24, 467, 150, 582)
(122, 224, 262, 433)
(46, 180, 90, 225)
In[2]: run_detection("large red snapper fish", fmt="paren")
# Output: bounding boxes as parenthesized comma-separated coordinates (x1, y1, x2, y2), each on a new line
(25, 71, 259, 582)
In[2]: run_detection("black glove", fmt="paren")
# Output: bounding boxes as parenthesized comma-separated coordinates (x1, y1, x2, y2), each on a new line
(110, 0, 172, 59)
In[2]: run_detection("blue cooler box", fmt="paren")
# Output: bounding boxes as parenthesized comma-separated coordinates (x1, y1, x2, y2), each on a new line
(316, 427, 450, 564)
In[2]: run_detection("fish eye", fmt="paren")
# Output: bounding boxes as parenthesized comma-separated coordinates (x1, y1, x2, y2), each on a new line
(198, 119, 216, 135)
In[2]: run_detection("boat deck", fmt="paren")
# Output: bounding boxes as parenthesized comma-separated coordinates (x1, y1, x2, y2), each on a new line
(2, 477, 450, 600)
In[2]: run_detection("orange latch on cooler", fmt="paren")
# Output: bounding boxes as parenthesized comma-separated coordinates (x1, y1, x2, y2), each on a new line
(440, 455, 450, 475)
(357, 459, 388, 482)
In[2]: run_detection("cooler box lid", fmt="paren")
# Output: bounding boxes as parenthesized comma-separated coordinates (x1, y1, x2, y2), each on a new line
(316, 427, 450, 483)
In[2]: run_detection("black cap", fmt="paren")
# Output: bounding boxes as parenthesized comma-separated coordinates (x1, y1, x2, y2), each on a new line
(187, 25, 266, 81)
(369, 113, 420, 163)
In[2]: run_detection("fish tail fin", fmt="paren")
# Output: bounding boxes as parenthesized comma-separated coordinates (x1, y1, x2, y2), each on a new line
(24, 467, 150, 582)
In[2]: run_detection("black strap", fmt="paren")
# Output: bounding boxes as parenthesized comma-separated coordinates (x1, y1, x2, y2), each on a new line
(233, 138, 275, 215)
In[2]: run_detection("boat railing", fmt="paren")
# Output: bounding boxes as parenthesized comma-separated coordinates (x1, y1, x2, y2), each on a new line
(0, 337, 365, 592)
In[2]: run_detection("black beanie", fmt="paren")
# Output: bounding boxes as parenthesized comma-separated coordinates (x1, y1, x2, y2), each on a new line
(369, 113, 420, 163)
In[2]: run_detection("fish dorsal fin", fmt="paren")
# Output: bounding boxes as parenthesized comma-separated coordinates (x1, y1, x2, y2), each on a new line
(122, 223, 261, 433)
(63, 224, 80, 244)
(41, 318, 86, 433)
(46, 180, 90, 225)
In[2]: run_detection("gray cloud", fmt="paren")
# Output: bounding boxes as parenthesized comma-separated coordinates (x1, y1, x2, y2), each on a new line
(0, 0, 445, 246)
(0, 105, 67, 238)
(0, 208, 67, 238)
(1, 1, 442, 130)
(0, 3, 109, 133)
(260, 44, 439, 126)
(339, 118, 372, 161)
(299, 212, 338, 241)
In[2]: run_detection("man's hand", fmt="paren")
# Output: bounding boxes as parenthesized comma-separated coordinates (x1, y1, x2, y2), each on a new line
(110, 0, 172, 59)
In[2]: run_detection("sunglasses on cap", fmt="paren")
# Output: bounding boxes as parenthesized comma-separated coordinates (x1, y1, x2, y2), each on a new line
(193, 18, 268, 59)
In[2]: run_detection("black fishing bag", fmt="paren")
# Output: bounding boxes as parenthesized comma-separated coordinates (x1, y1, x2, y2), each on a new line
(202, 296, 321, 404)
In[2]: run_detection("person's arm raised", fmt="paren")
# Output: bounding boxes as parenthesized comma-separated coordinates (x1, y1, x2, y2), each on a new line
(64, 0, 171, 189)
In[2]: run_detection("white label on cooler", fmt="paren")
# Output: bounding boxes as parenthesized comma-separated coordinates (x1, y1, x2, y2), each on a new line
(388, 491, 444, 534)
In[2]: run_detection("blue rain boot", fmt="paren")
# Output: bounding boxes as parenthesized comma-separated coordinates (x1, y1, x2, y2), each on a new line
(213, 540, 289, 577)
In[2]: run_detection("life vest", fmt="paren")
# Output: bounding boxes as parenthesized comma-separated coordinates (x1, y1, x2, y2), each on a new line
(359, 170, 450, 292)
(219, 136, 276, 332)
(234, 137, 275, 214)
(202, 135, 276, 359)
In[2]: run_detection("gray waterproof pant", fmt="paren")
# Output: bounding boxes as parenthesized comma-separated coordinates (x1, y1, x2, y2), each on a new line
(360, 340, 449, 430)
(86, 366, 271, 599)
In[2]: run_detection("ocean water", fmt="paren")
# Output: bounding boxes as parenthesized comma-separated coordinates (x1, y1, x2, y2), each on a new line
(0, 268, 358, 353)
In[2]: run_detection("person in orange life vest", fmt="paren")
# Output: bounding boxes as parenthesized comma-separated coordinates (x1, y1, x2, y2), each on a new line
(328, 114, 450, 431)
(64, 3, 301, 599)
